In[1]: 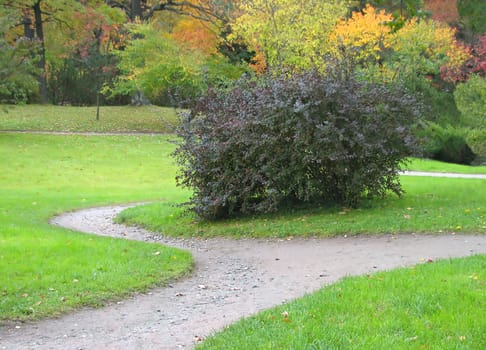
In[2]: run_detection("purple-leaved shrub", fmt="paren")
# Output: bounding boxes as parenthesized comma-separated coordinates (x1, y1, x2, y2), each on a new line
(174, 69, 421, 220)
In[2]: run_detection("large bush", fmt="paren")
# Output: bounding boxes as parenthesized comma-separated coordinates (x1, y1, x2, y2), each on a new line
(418, 123, 476, 165)
(174, 70, 421, 220)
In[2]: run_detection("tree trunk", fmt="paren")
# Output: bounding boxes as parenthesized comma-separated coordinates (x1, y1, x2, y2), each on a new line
(131, 0, 142, 21)
(22, 9, 35, 39)
(33, 0, 48, 104)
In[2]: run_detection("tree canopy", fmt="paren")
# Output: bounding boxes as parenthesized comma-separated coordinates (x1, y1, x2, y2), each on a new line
(0, 0, 483, 106)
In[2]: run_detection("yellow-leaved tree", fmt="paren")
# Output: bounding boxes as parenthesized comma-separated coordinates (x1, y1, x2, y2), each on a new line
(329, 4, 394, 65)
(229, 0, 349, 71)
(328, 5, 469, 81)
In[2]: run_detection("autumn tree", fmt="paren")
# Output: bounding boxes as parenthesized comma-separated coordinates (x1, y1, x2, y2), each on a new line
(229, 0, 348, 71)
(387, 18, 469, 79)
(106, 22, 246, 105)
(171, 13, 218, 54)
(1, 0, 87, 103)
(19, 1, 48, 103)
(352, 0, 424, 32)
(47, 3, 126, 105)
(327, 6, 469, 84)
(329, 4, 393, 66)
(440, 34, 486, 83)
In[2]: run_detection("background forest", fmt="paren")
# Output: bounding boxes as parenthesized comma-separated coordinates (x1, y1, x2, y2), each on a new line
(1, 0, 485, 163)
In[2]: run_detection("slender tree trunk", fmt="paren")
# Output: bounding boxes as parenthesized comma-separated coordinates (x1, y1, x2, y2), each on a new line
(33, 0, 48, 104)
(22, 9, 35, 39)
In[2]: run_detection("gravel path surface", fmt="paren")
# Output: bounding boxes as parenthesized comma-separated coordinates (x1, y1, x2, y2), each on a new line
(1, 204, 485, 350)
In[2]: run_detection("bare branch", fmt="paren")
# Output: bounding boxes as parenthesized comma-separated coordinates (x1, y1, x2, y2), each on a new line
(105, 0, 130, 15)
(141, 1, 225, 23)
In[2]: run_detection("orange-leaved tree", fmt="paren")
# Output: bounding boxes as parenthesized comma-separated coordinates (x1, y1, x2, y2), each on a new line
(171, 17, 219, 55)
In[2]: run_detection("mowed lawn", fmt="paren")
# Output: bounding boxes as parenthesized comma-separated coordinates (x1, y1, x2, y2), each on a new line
(0, 133, 192, 321)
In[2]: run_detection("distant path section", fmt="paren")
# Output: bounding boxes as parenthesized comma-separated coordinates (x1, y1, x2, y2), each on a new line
(402, 171, 486, 179)
(0, 204, 485, 350)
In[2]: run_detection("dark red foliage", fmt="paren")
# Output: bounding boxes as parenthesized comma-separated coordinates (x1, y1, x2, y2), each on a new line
(174, 69, 422, 220)
(441, 34, 486, 83)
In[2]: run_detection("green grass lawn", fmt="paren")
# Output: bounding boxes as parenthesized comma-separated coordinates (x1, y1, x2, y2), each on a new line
(0, 104, 179, 133)
(0, 133, 192, 321)
(197, 254, 486, 350)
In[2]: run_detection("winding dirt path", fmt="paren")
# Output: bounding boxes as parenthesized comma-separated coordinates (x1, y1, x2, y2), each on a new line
(1, 205, 485, 350)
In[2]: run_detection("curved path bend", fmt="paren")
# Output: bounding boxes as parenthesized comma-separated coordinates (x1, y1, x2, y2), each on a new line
(1, 205, 486, 350)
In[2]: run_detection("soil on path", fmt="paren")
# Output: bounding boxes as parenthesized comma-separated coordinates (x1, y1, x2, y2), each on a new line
(1, 205, 485, 350)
